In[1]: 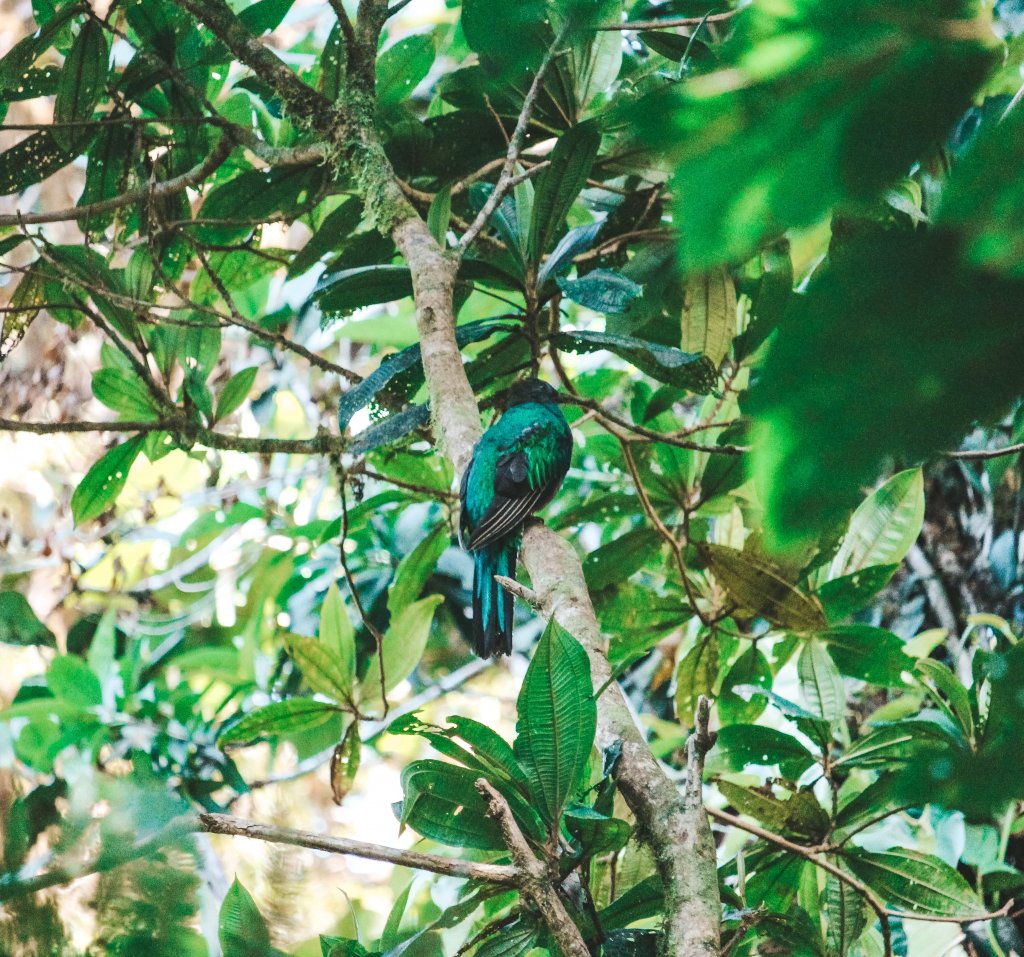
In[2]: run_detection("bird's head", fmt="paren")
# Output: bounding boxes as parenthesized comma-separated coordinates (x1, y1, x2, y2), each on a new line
(495, 377, 560, 411)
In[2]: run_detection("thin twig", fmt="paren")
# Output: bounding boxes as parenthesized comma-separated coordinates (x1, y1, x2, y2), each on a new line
(597, 11, 739, 30)
(456, 28, 569, 254)
(946, 442, 1024, 461)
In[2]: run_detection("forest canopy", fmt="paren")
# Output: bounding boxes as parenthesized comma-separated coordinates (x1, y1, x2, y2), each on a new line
(2, 1, 1024, 956)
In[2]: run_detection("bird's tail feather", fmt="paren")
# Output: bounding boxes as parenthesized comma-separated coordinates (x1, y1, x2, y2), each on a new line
(472, 541, 517, 657)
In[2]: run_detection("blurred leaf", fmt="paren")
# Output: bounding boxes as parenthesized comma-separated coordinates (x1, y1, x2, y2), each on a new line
(331, 719, 361, 804)
(915, 659, 975, 743)
(843, 848, 983, 917)
(319, 583, 356, 699)
(47, 655, 102, 707)
(750, 232, 1024, 548)
(514, 619, 597, 826)
(53, 20, 108, 150)
(219, 699, 340, 746)
(285, 633, 357, 705)
(0, 129, 87, 195)
(718, 646, 771, 724)
(637, 2, 997, 269)
(387, 525, 448, 618)
(71, 435, 145, 525)
(565, 806, 631, 856)
(717, 780, 830, 841)
(360, 595, 443, 711)
(554, 329, 718, 393)
(702, 544, 827, 631)
(528, 120, 602, 260)
(558, 269, 643, 313)
(828, 469, 924, 579)
(816, 564, 898, 624)
(0, 593, 55, 647)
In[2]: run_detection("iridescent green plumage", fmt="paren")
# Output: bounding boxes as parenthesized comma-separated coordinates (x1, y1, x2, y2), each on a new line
(459, 379, 572, 657)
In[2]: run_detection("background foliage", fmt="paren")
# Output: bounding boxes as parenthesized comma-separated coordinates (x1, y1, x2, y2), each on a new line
(3, 0, 1024, 955)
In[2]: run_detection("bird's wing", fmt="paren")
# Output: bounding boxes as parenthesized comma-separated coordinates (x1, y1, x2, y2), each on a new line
(466, 425, 559, 550)
(458, 458, 474, 549)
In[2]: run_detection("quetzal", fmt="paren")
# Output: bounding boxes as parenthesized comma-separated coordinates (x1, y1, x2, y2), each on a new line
(459, 378, 572, 657)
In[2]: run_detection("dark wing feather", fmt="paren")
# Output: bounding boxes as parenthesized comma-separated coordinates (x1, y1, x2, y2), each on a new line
(458, 460, 473, 548)
(467, 449, 550, 550)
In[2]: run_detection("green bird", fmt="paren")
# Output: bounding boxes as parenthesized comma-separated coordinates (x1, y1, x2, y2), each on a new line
(459, 378, 573, 657)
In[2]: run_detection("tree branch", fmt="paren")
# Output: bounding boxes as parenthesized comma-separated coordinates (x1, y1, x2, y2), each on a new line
(475, 780, 591, 957)
(199, 812, 518, 885)
(597, 11, 739, 30)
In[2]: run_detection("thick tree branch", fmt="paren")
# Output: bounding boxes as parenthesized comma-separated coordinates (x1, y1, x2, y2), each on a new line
(476, 780, 591, 957)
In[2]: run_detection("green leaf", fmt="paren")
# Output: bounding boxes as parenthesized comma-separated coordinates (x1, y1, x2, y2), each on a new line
(701, 544, 827, 632)
(319, 583, 356, 700)
(0, 592, 55, 647)
(0, 129, 85, 196)
(47, 655, 102, 707)
(565, 806, 631, 856)
(426, 186, 451, 246)
(92, 368, 162, 421)
(718, 646, 771, 725)
(637, 3, 997, 269)
(514, 619, 597, 826)
(682, 269, 735, 368)
(473, 923, 538, 957)
(287, 198, 363, 278)
(816, 564, 898, 623)
(915, 659, 975, 742)
(528, 120, 601, 260)
(706, 724, 817, 781)
(554, 329, 718, 393)
(219, 878, 273, 957)
(461, 0, 547, 78)
(599, 875, 664, 930)
(834, 719, 962, 770)
(824, 875, 869, 957)
(797, 640, 844, 722)
(359, 595, 443, 711)
(828, 469, 924, 579)
(750, 232, 1024, 548)
(717, 780, 830, 841)
(674, 633, 719, 727)
(53, 20, 108, 150)
(818, 625, 912, 688)
(71, 435, 145, 525)
(238, 0, 296, 34)
(285, 633, 357, 704)
(320, 935, 370, 957)
(842, 848, 984, 918)
(387, 524, 448, 618)
(316, 264, 414, 317)
(218, 699, 340, 746)
(376, 34, 435, 107)
(557, 269, 643, 314)
(215, 366, 259, 422)
(398, 760, 506, 850)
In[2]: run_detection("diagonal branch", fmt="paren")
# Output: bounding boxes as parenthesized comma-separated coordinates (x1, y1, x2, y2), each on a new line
(476, 780, 591, 957)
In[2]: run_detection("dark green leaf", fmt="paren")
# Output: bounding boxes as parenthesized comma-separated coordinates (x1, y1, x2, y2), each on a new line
(317, 264, 413, 317)
(47, 654, 102, 707)
(398, 760, 505, 850)
(376, 34, 435, 107)
(92, 368, 162, 421)
(529, 120, 601, 260)
(818, 625, 912, 687)
(219, 878, 273, 957)
(565, 806, 631, 856)
(215, 366, 259, 422)
(514, 619, 596, 826)
(0, 592, 55, 647)
(387, 524, 448, 618)
(835, 719, 962, 770)
(71, 435, 145, 525)
(718, 647, 771, 725)
(288, 199, 363, 278)
(0, 130, 85, 195)
(599, 875, 664, 929)
(816, 564, 899, 624)
(554, 329, 718, 393)
(238, 0, 296, 34)
(53, 20, 108, 150)
(348, 403, 431, 455)
(558, 269, 643, 314)
(706, 724, 817, 781)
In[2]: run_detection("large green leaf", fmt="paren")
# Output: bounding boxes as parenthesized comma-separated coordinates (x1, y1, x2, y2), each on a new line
(319, 583, 356, 700)
(557, 269, 642, 314)
(843, 849, 983, 917)
(71, 435, 145, 525)
(513, 619, 596, 827)
(706, 724, 817, 781)
(633, 0, 997, 269)
(359, 595, 443, 711)
(316, 265, 414, 317)
(53, 20, 108, 150)
(47, 655, 102, 707)
(797, 640, 844, 722)
(750, 232, 1024, 548)
(828, 468, 924, 579)
(681, 269, 735, 367)
(284, 633, 357, 704)
(0, 593, 55, 647)
(387, 524, 448, 618)
(219, 879, 274, 957)
(0, 130, 86, 196)
(528, 121, 601, 260)
(376, 34, 435, 107)
(818, 625, 912, 688)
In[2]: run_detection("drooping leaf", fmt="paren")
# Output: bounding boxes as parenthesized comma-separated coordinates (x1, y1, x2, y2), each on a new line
(554, 329, 718, 393)
(538, 220, 603, 284)
(514, 619, 596, 826)
(842, 848, 984, 918)
(717, 780, 830, 842)
(53, 20, 108, 150)
(316, 264, 414, 317)
(71, 435, 145, 525)
(218, 699, 340, 746)
(347, 403, 431, 455)
(682, 269, 735, 367)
